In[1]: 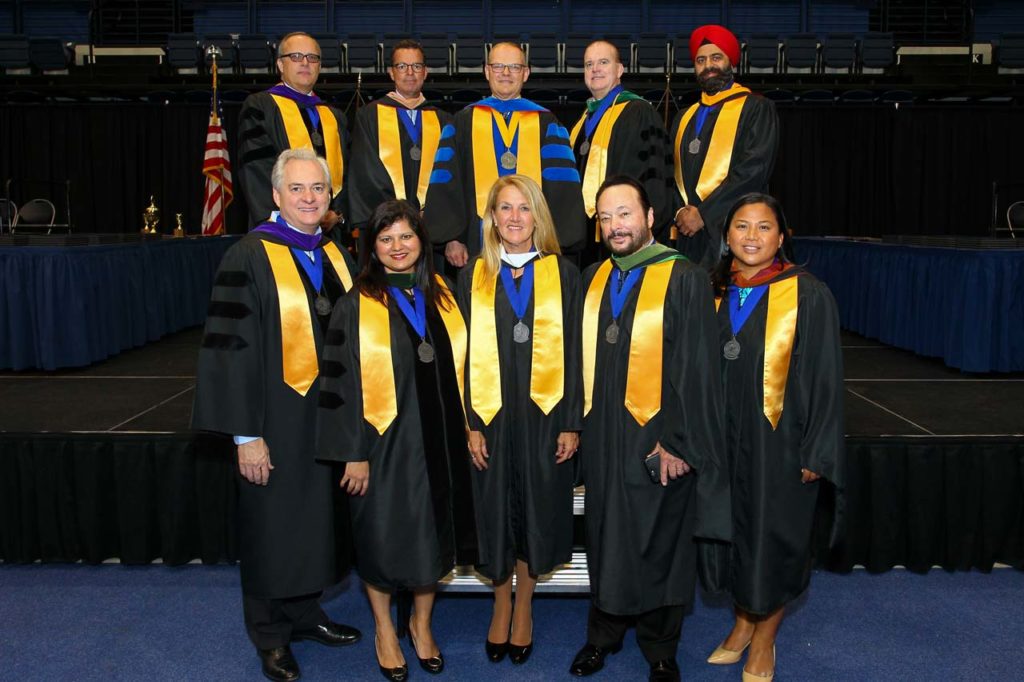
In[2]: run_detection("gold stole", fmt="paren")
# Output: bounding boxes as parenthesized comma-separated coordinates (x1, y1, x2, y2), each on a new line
(471, 107, 541, 219)
(569, 98, 630, 236)
(270, 94, 344, 197)
(376, 104, 442, 207)
(672, 85, 752, 206)
(583, 259, 675, 426)
(468, 256, 564, 425)
(260, 240, 353, 396)
(359, 277, 467, 435)
(714, 276, 799, 429)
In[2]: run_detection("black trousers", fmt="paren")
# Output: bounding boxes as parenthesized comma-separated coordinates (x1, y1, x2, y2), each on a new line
(242, 591, 328, 650)
(587, 602, 685, 664)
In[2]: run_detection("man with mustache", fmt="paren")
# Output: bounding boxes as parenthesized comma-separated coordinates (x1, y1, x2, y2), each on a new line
(570, 176, 728, 682)
(670, 25, 778, 269)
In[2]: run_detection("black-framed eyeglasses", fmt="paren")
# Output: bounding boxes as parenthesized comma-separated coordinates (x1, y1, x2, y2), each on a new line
(488, 62, 526, 73)
(281, 52, 321, 64)
(392, 62, 426, 73)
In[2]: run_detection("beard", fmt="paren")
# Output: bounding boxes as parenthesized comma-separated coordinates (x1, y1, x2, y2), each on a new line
(604, 227, 653, 256)
(697, 65, 734, 94)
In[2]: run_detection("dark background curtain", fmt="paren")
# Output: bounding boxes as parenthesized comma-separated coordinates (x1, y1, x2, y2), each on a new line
(2, 101, 1023, 237)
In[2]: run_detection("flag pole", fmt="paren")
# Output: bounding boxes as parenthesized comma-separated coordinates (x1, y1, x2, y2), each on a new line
(211, 51, 222, 228)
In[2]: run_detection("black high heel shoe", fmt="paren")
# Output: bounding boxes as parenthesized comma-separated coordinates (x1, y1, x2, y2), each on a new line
(485, 637, 509, 662)
(508, 641, 533, 665)
(374, 636, 408, 682)
(508, 619, 533, 664)
(408, 625, 445, 674)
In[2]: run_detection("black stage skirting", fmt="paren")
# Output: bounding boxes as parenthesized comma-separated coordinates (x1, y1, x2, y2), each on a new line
(0, 236, 240, 371)
(2, 433, 1022, 574)
(794, 237, 1024, 373)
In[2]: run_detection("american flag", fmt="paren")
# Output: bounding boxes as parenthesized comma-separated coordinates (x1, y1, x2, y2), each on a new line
(201, 111, 233, 235)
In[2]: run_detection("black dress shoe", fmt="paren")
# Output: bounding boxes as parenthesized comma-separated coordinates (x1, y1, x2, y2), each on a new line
(649, 658, 680, 682)
(569, 642, 623, 677)
(485, 638, 509, 662)
(508, 641, 533, 665)
(292, 621, 361, 647)
(409, 630, 445, 674)
(258, 646, 300, 682)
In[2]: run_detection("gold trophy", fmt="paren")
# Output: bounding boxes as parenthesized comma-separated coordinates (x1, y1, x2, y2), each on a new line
(142, 196, 160, 234)
(173, 213, 184, 238)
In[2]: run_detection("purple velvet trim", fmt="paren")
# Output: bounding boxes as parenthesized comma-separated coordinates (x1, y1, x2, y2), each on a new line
(267, 84, 322, 107)
(252, 221, 323, 251)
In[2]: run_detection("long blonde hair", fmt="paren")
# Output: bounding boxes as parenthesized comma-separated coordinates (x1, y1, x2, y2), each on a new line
(478, 175, 561, 280)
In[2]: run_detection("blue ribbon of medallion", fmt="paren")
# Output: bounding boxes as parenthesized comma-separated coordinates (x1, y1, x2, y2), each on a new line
(397, 107, 422, 146)
(585, 85, 623, 138)
(500, 261, 535, 343)
(728, 284, 768, 336)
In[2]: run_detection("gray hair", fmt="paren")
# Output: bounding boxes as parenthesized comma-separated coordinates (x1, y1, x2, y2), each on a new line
(271, 148, 331, 192)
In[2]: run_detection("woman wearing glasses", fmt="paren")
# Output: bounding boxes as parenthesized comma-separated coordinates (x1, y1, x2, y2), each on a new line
(318, 200, 478, 681)
(456, 175, 582, 666)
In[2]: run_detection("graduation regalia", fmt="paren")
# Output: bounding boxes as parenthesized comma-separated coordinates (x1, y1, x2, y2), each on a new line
(237, 86, 350, 226)
(423, 97, 586, 254)
(317, 282, 478, 589)
(191, 228, 355, 599)
(569, 87, 675, 242)
(455, 254, 583, 581)
(715, 266, 844, 615)
(347, 96, 452, 232)
(581, 248, 728, 615)
(669, 83, 778, 268)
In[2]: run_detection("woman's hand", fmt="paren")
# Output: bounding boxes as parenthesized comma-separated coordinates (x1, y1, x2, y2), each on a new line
(340, 461, 369, 495)
(800, 468, 821, 484)
(555, 432, 579, 463)
(468, 430, 489, 470)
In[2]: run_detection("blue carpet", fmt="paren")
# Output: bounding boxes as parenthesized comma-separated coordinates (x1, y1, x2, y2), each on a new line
(1, 565, 1021, 680)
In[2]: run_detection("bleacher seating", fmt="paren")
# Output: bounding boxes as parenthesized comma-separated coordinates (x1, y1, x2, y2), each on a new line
(822, 33, 857, 73)
(312, 33, 343, 73)
(635, 32, 671, 74)
(237, 34, 272, 74)
(343, 33, 380, 73)
(860, 32, 895, 73)
(522, 33, 557, 72)
(202, 34, 238, 73)
(164, 33, 200, 74)
(28, 37, 72, 74)
(745, 34, 779, 73)
(995, 33, 1024, 74)
(1, 34, 32, 75)
(784, 33, 819, 73)
(454, 33, 485, 73)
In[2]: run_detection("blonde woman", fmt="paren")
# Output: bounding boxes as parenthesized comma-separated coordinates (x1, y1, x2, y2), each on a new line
(456, 175, 583, 666)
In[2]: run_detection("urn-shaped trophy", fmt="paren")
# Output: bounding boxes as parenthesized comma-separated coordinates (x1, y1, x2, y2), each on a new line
(142, 196, 160, 234)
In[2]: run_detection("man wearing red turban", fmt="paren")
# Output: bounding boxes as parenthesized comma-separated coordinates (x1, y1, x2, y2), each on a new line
(669, 25, 779, 270)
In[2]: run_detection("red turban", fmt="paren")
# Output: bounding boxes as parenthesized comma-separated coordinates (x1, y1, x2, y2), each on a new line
(689, 24, 740, 67)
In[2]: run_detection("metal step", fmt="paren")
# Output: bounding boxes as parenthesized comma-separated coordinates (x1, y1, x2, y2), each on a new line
(438, 551, 591, 593)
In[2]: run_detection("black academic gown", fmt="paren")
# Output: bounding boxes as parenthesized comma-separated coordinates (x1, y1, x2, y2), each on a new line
(572, 97, 676, 243)
(237, 90, 351, 226)
(191, 231, 354, 599)
(347, 97, 452, 233)
(455, 255, 583, 581)
(581, 254, 729, 616)
(669, 90, 778, 269)
(317, 288, 478, 590)
(423, 103, 586, 255)
(717, 267, 845, 615)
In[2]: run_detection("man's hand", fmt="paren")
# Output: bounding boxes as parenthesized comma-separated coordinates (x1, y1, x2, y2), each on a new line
(238, 438, 273, 485)
(340, 461, 370, 495)
(650, 441, 692, 487)
(674, 205, 705, 237)
(321, 210, 341, 232)
(801, 468, 821, 484)
(555, 432, 579, 464)
(468, 430, 489, 470)
(445, 240, 469, 268)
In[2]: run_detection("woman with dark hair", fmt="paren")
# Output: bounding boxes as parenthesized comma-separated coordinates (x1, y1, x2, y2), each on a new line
(455, 175, 582, 665)
(318, 200, 478, 681)
(706, 193, 844, 682)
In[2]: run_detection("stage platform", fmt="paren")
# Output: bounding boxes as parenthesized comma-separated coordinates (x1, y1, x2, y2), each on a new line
(1, 328, 1022, 580)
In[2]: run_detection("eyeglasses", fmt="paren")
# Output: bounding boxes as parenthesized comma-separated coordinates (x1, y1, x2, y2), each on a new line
(281, 52, 321, 64)
(392, 62, 426, 73)
(488, 62, 526, 73)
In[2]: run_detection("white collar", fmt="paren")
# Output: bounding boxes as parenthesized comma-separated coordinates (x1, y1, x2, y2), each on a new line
(500, 244, 539, 268)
